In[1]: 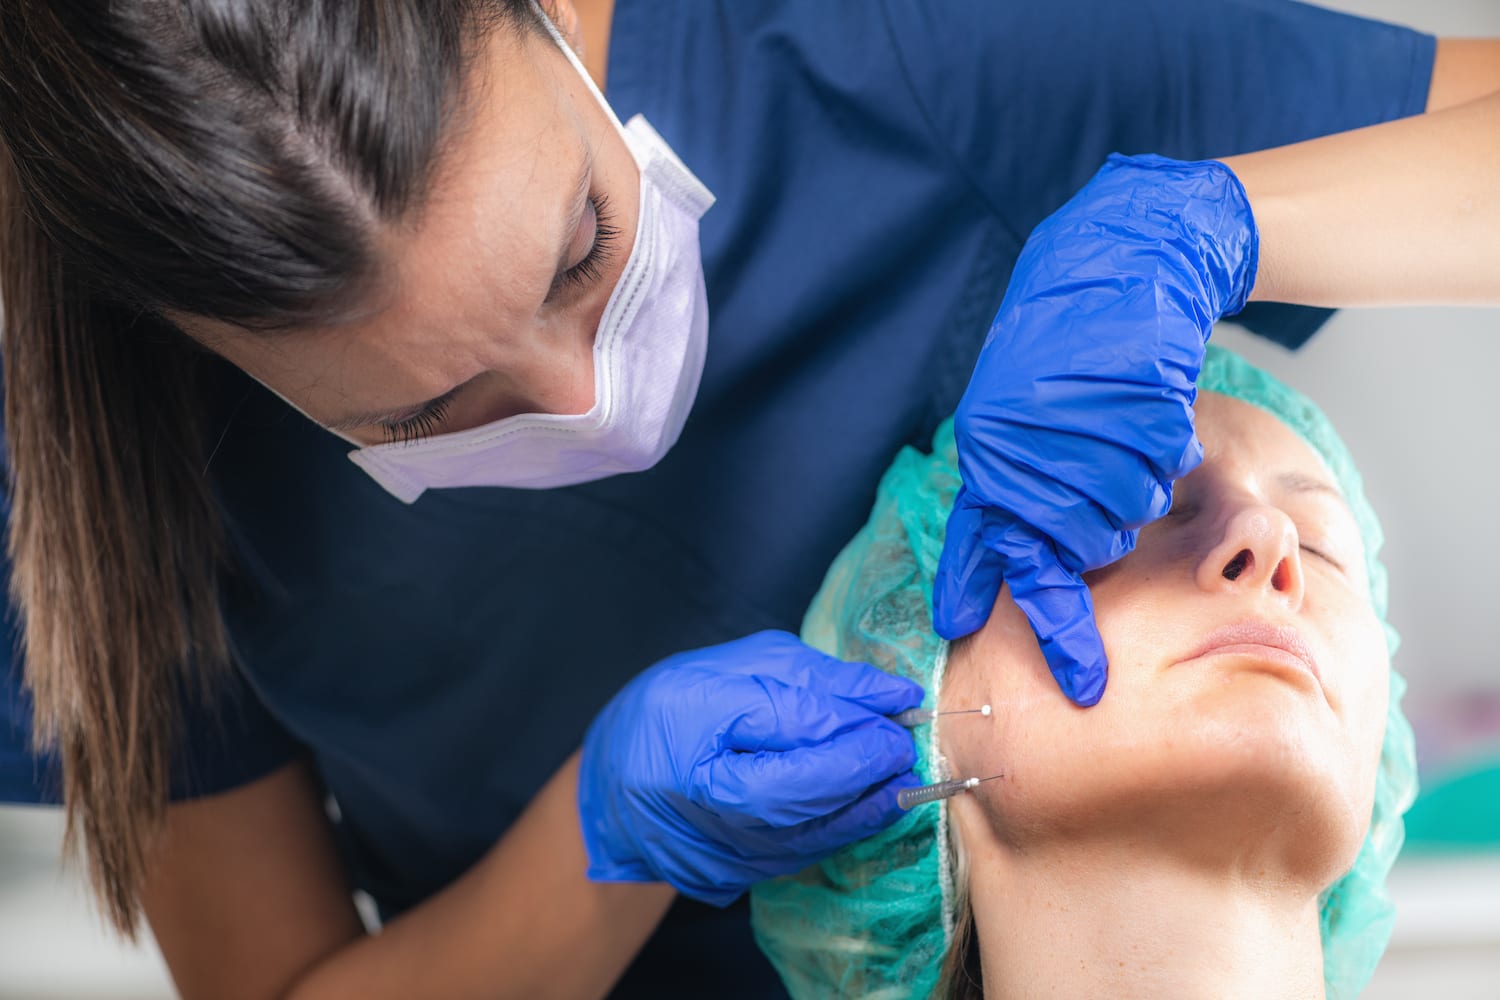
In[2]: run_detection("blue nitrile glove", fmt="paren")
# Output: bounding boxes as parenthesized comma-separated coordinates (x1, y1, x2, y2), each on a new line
(933, 154, 1259, 706)
(577, 630, 925, 906)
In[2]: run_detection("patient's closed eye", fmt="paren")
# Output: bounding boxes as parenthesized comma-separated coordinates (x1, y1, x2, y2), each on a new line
(1299, 540, 1345, 573)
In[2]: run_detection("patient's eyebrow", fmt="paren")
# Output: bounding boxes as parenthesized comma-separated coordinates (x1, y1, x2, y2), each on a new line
(1277, 471, 1344, 500)
(1277, 471, 1358, 524)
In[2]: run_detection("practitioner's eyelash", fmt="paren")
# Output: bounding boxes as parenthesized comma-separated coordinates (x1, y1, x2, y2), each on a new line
(378, 195, 617, 445)
(553, 195, 619, 296)
(380, 395, 454, 445)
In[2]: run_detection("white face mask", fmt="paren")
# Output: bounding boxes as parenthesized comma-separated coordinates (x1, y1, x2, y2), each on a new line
(342, 8, 715, 503)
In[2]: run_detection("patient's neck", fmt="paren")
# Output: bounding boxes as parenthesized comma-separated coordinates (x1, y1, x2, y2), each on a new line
(963, 839, 1325, 1000)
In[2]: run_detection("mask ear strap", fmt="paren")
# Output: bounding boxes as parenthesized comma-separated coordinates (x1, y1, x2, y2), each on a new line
(527, 0, 628, 135)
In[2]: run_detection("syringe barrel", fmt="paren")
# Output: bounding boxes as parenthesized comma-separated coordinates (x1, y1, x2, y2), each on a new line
(896, 778, 969, 810)
(892, 707, 935, 728)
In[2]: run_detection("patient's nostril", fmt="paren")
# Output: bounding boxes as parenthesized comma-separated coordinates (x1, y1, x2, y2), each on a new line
(1222, 549, 1252, 582)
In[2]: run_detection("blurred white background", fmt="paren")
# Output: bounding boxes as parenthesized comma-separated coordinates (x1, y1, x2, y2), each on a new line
(2, 1, 1497, 997)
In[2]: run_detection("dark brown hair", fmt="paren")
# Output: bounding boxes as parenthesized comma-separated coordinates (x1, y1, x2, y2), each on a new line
(0, 0, 531, 934)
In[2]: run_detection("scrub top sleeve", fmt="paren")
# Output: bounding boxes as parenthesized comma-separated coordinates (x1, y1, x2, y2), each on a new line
(167, 663, 303, 801)
(0, 406, 299, 804)
(0, 572, 298, 805)
(880, 0, 1435, 348)
(1, 635, 300, 804)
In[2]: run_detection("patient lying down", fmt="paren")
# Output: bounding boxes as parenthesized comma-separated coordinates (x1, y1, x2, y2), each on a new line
(752, 348, 1413, 1000)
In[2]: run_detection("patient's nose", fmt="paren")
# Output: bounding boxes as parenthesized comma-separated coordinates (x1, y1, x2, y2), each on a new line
(1195, 505, 1304, 607)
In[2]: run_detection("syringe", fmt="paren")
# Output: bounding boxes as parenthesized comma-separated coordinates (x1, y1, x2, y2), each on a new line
(896, 774, 1003, 810)
(892, 704, 991, 728)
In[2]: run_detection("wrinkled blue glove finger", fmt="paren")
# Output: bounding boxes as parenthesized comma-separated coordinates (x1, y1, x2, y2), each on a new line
(764, 648, 924, 717)
(959, 368, 1198, 475)
(583, 848, 654, 884)
(1018, 377, 1205, 487)
(677, 883, 745, 909)
(938, 155, 1255, 684)
(578, 630, 928, 905)
(712, 672, 921, 754)
(937, 507, 1110, 702)
(937, 495, 1127, 641)
(720, 631, 925, 716)
(810, 661, 925, 717)
(684, 631, 922, 751)
(698, 720, 918, 827)
(1002, 539, 1108, 707)
(933, 499, 1005, 640)
(964, 410, 1188, 532)
(642, 774, 925, 908)
(763, 770, 925, 862)
(665, 630, 828, 683)
(956, 372, 1202, 558)
(665, 630, 807, 678)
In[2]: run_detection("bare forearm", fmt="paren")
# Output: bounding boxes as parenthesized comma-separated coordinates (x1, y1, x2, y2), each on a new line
(289, 753, 674, 1000)
(1428, 39, 1500, 112)
(1226, 41, 1500, 308)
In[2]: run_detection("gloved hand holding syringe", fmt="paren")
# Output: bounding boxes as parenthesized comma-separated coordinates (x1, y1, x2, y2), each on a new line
(577, 629, 999, 906)
(578, 630, 929, 907)
(892, 702, 1002, 810)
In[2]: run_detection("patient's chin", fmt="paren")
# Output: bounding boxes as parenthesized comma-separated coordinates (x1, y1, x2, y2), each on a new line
(976, 697, 1372, 891)
(943, 616, 1381, 892)
(1148, 723, 1369, 886)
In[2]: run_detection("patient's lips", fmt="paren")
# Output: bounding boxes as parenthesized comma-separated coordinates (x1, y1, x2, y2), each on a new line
(1180, 621, 1323, 691)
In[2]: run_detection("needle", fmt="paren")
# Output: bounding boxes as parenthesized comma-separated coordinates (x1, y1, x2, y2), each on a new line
(891, 704, 992, 728)
(896, 773, 1005, 809)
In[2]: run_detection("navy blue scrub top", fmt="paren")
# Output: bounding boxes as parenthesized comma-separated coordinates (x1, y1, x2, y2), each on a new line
(1, 1, 1434, 995)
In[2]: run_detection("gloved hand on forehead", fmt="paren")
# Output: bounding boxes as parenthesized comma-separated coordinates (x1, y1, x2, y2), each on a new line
(577, 630, 924, 906)
(933, 153, 1259, 706)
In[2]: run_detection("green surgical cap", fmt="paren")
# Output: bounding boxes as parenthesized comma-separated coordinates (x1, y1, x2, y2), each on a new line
(751, 345, 1417, 999)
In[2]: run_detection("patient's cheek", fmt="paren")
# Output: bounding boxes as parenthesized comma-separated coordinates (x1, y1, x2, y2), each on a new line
(936, 637, 1005, 785)
(1327, 608, 1392, 811)
(937, 606, 1061, 788)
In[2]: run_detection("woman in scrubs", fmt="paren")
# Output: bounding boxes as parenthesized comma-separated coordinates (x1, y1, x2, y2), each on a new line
(0, 0, 1494, 996)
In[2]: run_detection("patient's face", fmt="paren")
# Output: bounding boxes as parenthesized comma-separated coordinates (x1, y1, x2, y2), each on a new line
(941, 393, 1389, 883)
